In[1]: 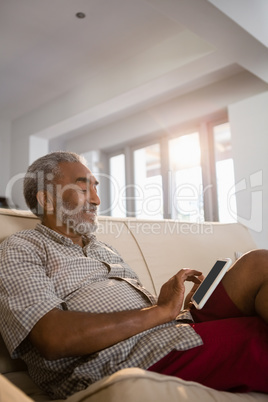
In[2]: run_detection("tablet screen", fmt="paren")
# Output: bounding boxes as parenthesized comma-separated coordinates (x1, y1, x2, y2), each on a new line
(192, 260, 226, 304)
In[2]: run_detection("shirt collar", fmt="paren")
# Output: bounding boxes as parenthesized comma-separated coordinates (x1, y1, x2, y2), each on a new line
(35, 223, 96, 247)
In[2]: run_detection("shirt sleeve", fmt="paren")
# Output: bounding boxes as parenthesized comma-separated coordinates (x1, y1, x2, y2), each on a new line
(0, 235, 63, 358)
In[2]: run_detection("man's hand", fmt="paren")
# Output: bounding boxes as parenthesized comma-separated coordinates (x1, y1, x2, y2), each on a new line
(157, 269, 203, 320)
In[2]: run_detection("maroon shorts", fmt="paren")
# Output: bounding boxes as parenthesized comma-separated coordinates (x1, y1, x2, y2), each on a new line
(148, 282, 268, 393)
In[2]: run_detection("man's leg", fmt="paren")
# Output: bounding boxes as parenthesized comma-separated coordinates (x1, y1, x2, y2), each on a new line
(149, 250, 268, 392)
(221, 249, 268, 323)
(148, 316, 268, 392)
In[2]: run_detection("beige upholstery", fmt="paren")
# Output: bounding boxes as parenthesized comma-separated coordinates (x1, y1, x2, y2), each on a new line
(0, 374, 33, 402)
(0, 208, 266, 402)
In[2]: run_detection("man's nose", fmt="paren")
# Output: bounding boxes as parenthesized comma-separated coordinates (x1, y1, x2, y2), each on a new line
(88, 189, 100, 206)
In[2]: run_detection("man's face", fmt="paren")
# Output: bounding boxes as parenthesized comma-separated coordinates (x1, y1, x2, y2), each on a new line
(52, 161, 100, 235)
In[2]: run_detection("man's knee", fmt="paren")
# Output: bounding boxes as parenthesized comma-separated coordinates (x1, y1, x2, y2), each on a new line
(239, 249, 268, 274)
(222, 249, 268, 316)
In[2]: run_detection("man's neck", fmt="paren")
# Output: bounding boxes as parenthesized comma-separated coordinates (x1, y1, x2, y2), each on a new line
(42, 216, 84, 247)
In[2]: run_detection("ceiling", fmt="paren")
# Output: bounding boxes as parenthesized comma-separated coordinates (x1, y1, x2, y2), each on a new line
(0, 0, 267, 133)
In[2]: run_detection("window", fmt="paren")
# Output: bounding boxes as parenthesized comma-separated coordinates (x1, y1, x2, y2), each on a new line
(169, 132, 204, 222)
(133, 143, 163, 219)
(107, 118, 237, 223)
(109, 154, 126, 217)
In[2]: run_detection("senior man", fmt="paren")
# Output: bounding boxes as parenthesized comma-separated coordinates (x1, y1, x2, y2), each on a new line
(0, 151, 267, 399)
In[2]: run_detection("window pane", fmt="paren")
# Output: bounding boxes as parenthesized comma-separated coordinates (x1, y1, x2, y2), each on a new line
(134, 144, 163, 219)
(169, 133, 204, 222)
(109, 154, 126, 217)
(214, 123, 237, 222)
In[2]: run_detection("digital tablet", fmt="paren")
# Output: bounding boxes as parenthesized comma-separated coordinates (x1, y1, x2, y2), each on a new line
(191, 258, 232, 309)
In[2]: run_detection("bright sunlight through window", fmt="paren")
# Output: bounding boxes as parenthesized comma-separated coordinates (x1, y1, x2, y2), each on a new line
(169, 133, 204, 222)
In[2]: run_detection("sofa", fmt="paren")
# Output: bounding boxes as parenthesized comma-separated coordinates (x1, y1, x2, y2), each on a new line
(0, 207, 267, 402)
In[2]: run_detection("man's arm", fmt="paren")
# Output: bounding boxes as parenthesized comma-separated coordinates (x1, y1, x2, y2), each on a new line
(29, 268, 202, 360)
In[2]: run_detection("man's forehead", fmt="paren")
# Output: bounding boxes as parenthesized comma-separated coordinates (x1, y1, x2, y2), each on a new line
(57, 162, 96, 183)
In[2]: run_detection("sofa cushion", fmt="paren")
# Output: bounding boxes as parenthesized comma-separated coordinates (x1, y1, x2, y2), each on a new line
(59, 368, 268, 402)
(3, 368, 268, 402)
(125, 220, 257, 294)
(4, 371, 51, 402)
(0, 374, 33, 402)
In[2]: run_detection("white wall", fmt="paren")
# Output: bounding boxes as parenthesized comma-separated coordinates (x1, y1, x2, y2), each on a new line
(29, 136, 49, 164)
(8, 134, 30, 209)
(66, 71, 267, 154)
(229, 91, 268, 248)
(0, 120, 11, 197)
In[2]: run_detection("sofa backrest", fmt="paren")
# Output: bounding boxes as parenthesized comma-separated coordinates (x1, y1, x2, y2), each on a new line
(0, 208, 257, 295)
(120, 219, 257, 294)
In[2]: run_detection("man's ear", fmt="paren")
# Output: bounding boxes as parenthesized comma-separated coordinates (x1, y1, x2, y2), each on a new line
(36, 191, 54, 213)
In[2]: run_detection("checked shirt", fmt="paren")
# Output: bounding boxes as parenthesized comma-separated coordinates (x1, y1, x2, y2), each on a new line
(0, 224, 203, 399)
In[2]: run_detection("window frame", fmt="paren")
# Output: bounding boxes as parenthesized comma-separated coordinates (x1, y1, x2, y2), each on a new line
(106, 114, 233, 222)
